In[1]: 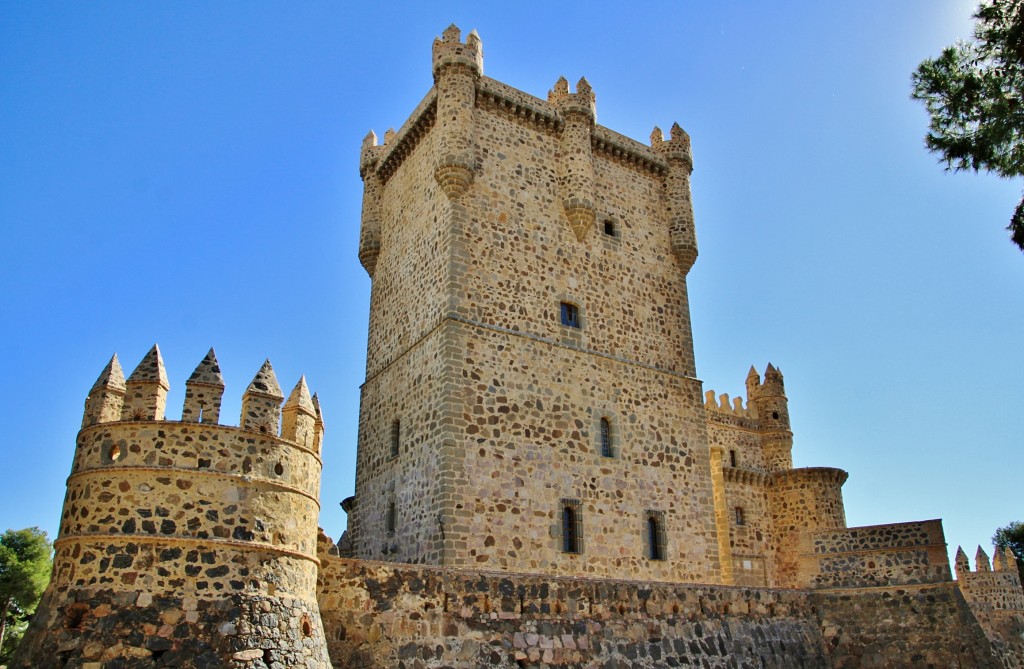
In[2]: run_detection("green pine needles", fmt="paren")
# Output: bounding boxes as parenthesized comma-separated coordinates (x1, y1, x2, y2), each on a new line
(912, 0, 1024, 251)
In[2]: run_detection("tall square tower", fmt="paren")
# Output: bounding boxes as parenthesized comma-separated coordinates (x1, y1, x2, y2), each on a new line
(350, 26, 721, 583)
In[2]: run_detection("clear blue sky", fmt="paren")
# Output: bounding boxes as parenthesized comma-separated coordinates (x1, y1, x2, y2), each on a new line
(1, 2, 1020, 572)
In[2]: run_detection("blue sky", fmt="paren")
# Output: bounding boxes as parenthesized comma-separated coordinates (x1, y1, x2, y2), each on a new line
(1, 2, 1020, 571)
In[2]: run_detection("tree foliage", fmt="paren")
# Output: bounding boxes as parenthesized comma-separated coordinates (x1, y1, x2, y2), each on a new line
(993, 520, 1024, 584)
(0, 527, 52, 662)
(911, 0, 1024, 250)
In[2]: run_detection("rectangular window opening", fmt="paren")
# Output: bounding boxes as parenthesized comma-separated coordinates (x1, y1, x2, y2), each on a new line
(560, 302, 580, 329)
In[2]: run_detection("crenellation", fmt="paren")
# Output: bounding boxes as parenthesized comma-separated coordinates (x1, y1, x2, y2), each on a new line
(181, 347, 224, 424)
(120, 344, 170, 422)
(240, 358, 284, 435)
(15, 25, 1024, 669)
(82, 353, 126, 428)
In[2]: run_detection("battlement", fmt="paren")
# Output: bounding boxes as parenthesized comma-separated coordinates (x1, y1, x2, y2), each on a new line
(703, 389, 754, 419)
(431, 24, 483, 81)
(81, 345, 323, 450)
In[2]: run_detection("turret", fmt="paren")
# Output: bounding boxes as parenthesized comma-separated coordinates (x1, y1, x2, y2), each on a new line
(652, 122, 697, 270)
(181, 347, 225, 424)
(431, 24, 482, 199)
(746, 364, 793, 471)
(14, 348, 331, 667)
(358, 130, 383, 277)
(282, 375, 317, 449)
(120, 344, 169, 421)
(81, 354, 126, 427)
(549, 76, 597, 241)
(240, 359, 284, 434)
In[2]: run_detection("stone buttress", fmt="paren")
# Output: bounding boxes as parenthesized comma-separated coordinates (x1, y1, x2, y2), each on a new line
(12, 347, 331, 669)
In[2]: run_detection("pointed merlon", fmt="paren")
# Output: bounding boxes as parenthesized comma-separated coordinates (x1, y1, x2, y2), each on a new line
(91, 354, 126, 392)
(127, 344, 170, 389)
(362, 129, 378, 150)
(954, 545, 970, 576)
(442, 24, 460, 42)
(1004, 546, 1018, 567)
(747, 366, 760, 381)
(650, 126, 663, 146)
(466, 28, 482, 49)
(994, 546, 1008, 571)
(285, 375, 316, 414)
(187, 348, 225, 387)
(312, 393, 325, 425)
(246, 359, 283, 399)
(576, 76, 592, 95)
(976, 545, 991, 572)
(670, 122, 688, 141)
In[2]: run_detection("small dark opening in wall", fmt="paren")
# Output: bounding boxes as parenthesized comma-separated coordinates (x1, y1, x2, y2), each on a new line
(603, 220, 616, 236)
(729, 450, 737, 467)
(109, 444, 122, 462)
(772, 411, 779, 419)
(65, 603, 89, 630)
(274, 462, 284, 476)
(301, 615, 313, 637)
(560, 302, 580, 329)
(197, 458, 211, 469)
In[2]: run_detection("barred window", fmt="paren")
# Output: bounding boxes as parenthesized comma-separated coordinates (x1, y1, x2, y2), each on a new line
(390, 419, 400, 458)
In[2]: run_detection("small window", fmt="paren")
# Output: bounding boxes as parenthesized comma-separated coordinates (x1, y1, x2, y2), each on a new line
(560, 302, 580, 329)
(390, 419, 400, 458)
(385, 501, 396, 534)
(735, 507, 745, 526)
(561, 499, 582, 554)
(603, 219, 616, 237)
(772, 411, 779, 420)
(729, 450, 737, 467)
(645, 510, 667, 560)
(599, 418, 612, 458)
(647, 515, 663, 560)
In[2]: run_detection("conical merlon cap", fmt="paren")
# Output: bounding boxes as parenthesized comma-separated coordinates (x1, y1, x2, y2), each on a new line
(285, 375, 315, 414)
(312, 393, 324, 425)
(91, 354, 126, 392)
(127, 344, 169, 389)
(246, 359, 283, 398)
(188, 348, 225, 387)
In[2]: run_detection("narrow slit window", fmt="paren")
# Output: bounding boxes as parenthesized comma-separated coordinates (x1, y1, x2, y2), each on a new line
(561, 499, 582, 554)
(600, 418, 612, 458)
(735, 507, 745, 526)
(390, 419, 400, 458)
(386, 501, 396, 534)
(648, 516, 662, 560)
(560, 302, 580, 329)
(729, 450, 737, 467)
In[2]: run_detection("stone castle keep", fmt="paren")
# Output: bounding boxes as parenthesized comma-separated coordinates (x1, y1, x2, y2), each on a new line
(12, 25, 1024, 669)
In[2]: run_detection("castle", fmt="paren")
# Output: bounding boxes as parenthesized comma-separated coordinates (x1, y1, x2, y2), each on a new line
(11, 25, 1024, 669)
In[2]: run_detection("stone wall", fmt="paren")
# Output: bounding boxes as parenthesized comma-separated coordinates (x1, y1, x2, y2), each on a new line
(316, 553, 1018, 669)
(803, 520, 951, 589)
(811, 583, 1004, 668)
(317, 554, 829, 668)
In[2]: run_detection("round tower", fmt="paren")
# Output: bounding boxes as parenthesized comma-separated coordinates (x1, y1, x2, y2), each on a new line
(12, 347, 330, 668)
(746, 364, 793, 471)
